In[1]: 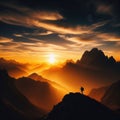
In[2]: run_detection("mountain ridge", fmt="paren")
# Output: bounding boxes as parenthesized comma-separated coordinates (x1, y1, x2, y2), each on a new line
(15, 75, 66, 111)
(77, 48, 117, 69)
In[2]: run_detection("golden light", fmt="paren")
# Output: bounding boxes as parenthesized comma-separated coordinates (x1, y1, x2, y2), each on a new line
(48, 53, 56, 64)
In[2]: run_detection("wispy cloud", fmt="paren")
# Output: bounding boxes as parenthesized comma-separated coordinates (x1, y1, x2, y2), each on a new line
(97, 33, 120, 41)
(36, 31, 53, 36)
(13, 34, 23, 37)
(0, 36, 13, 43)
(31, 11, 63, 20)
(0, 2, 105, 35)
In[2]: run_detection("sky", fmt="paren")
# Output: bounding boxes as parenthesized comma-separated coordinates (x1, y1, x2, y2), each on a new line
(0, 0, 120, 64)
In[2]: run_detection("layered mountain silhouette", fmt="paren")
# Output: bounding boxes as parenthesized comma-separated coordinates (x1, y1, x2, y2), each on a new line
(28, 73, 67, 92)
(44, 93, 120, 120)
(0, 69, 45, 120)
(88, 79, 120, 111)
(42, 48, 120, 93)
(28, 73, 46, 81)
(0, 58, 28, 78)
(15, 74, 66, 111)
(101, 80, 120, 110)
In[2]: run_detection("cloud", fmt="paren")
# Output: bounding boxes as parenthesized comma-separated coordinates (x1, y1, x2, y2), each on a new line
(0, 36, 21, 50)
(59, 34, 102, 50)
(0, 34, 69, 55)
(35, 31, 53, 36)
(0, 1, 112, 37)
(0, 36, 13, 43)
(97, 33, 120, 41)
(32, 20, 107, 35)
(0, 2, 98, 35)
(59, 32, 99, 43)
(13, 34, 23, 37)
(31, 11, 63, 20)
(23, 30, 53, 36)
(0, 3, 64, 28)
(58, 27, 120, 52)
(34, 21, 92, 34)
(0, 16, 91, 35)
(0, 2, 63, 21)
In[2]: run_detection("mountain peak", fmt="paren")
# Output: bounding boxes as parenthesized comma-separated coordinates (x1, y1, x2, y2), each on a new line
(91, 48, 103, 53)
(77, 48, 116, 68)
(80, 48, 106, 63)
(29, 73, 39, 76)
(28, 73, 46, 82)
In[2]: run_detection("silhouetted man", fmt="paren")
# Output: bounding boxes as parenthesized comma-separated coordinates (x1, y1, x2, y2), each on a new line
(80, 87, 84, 94)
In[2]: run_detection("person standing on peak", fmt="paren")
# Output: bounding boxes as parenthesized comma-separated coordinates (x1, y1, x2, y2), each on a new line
(80, 87, 84, 94)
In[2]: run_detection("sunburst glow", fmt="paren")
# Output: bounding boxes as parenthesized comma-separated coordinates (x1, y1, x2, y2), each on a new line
(48, 53, 56, 64)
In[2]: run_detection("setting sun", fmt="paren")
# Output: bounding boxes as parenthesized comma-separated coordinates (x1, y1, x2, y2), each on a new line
(48, 53, 56, 64)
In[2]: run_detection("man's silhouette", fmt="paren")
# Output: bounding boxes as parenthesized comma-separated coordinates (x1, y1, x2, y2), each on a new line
(80, 87, 84, 94)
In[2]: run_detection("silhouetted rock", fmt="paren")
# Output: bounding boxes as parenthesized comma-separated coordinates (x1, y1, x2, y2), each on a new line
(79, 48, 106, 65)
(44, 93, 120, 120)
(0, 69, 45, 120)
(77, 48, 117, 68)
(102, 80, 120, 110)
(88, 86, 109, 101)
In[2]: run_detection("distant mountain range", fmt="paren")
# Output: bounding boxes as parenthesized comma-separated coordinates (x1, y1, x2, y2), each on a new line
(0, 58, 28, 78)
(44, 93, 120, 120)
(101, 80, 120, 110)
(89, 79, 120, 111)
(42, 48, 120, 93)
(0, 69, 45, 120)
(15, 73, 67, 112)
(28, 73, 68, 92)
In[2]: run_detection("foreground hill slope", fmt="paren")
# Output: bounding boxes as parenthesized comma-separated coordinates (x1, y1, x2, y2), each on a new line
(44, 93, 120, 120)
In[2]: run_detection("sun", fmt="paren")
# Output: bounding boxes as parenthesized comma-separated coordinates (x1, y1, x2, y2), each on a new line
(48, 53, 56, 64)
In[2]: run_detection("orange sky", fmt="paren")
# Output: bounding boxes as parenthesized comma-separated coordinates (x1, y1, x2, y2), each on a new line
(0, 47, 120, 65)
